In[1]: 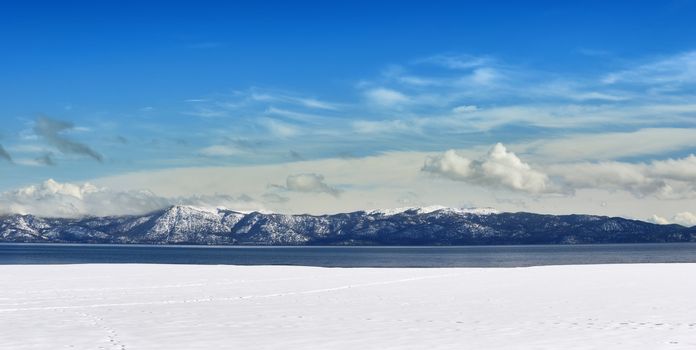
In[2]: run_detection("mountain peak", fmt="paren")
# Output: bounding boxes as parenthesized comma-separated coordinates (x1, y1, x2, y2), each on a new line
(366, 206, 499, 216)
(1, 208, 693, 245)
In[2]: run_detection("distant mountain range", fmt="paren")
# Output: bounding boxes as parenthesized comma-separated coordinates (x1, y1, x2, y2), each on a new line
(1, 205, 694, 245)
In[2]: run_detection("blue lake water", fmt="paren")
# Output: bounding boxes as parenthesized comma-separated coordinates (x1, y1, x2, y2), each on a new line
(2, 243, 696, 267)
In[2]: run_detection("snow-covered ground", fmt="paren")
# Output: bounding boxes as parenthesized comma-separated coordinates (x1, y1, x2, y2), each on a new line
(1, 264, 695, 350)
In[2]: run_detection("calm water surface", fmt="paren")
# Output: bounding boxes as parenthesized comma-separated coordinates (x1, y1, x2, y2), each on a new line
(1, 243, 696, 267)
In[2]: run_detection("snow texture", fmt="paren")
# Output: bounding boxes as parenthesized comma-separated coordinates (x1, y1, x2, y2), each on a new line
(1, 264, 695, 349)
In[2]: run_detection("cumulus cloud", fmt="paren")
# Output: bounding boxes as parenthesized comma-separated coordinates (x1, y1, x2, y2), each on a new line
(648, 214, 671, 225)
(673, 212, 696, 227)
(0, 144, 12, 163)
(425, 143, 696, 199)
(649, 212, 696, 227)
(0, 179, 260, 218)
(34, 117, 103, 162)
(272, 173, 342, 197)
(423, 143, 552, 193)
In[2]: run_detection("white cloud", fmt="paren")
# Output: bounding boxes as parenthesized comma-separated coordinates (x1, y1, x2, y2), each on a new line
(365, 88, 410, 107)
(273, 173, 341, 197)
(261, 118, 301, 138)
(182, 107, 230, 118)
(422, 143, 696, 199)
(182, 88, 338, 121)
(396, 75, 442, 86)
(568, 91, 628, 102)
(648, 154, 696, 181)
(355, 51, 696, 137)
(469, 67, 500, 85)
(0, 179, 166, 217)
(418, 54, 491, 70)
(88, 151, 696, 220)
(673, 212, 696, 227)
(546, 154, 696, 199)
(519, 128, 696, 162)
(265, 107, 328, 123)
(649, 212, 696, 227)
(452, 105, 478, 113)
(603, 50, 696, 86)
(548, 162, 664, 196)
(0, 179, 260, 218)
(648, 214, 671, 225)
(295, 97, 338, 110)
(199, 145, 244, 157)
(440, 103, 696, 132)
(6, 51, 695, 220)
(352, 119, 419, 134)
(423, 143, 552, 193)
(250, 91, 338, 110)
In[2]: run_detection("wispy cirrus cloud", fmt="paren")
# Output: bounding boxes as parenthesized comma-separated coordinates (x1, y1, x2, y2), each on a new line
(9, 50, 692, 192)
(416, 53, 494, 70)
(172, 50, 696, 168)
(603, 51, 696, 86)
(250, 91, 339, 111)
(183, 88, 341, 118)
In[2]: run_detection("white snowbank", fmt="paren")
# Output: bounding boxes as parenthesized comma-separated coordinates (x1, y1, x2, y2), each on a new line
(1, 264, 695, 349)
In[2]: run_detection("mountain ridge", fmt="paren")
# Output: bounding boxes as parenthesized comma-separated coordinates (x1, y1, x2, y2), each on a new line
(1, 205, 694, 245)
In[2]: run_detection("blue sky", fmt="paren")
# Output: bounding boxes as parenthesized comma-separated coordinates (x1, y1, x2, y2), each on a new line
(2, 1, 696, 222)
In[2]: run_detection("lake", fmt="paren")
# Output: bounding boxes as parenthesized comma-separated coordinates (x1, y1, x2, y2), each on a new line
(2, 243, 696, 267)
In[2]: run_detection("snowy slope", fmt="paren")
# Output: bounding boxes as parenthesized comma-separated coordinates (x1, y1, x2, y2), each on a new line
(0, 205, 694, 245)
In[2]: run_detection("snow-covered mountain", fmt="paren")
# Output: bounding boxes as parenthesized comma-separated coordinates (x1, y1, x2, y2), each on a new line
(1, 205, 694, 245)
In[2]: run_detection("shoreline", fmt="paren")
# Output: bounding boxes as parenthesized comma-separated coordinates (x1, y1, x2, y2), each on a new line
(3, 243, 696, 268)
